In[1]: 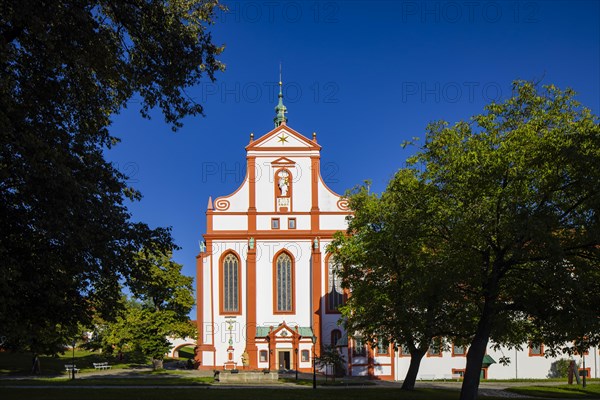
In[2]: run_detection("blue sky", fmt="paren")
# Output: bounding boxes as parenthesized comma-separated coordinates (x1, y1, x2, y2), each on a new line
(106, 0, 600, 315)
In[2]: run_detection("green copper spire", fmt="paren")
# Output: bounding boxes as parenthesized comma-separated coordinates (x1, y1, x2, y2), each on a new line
(274, 65, 288, 127)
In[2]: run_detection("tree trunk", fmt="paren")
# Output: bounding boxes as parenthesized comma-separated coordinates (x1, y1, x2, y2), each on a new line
(401, 348, 426, 390)
(460, 299, 495, 400)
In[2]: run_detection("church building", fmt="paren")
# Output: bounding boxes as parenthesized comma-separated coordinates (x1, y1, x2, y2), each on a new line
(195, 81, 360, 374)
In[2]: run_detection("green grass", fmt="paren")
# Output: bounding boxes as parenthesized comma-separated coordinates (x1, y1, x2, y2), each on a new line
(0, 377, 213, 387)
(486, 378, 600, 383)
(0, 388, 508, 400)
(507, 383, 600, 398)
(0, 349, 149, 375)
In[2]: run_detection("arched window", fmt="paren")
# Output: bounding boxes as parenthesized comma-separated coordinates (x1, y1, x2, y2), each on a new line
(275, 252, 293, 312)
(331, 329, 342, 347)
(222, 253, 240, 313)
(327, 258, 344, 312)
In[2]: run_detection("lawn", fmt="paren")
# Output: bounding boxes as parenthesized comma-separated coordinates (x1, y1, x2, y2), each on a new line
(0, 388, 509, 400)
(507, 383, 600, 398)
(0, 349, 179, 375)
(0, 376, 213, 386)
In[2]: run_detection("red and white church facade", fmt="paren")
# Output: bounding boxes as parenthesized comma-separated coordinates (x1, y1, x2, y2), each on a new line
(194, 84, 374, 375)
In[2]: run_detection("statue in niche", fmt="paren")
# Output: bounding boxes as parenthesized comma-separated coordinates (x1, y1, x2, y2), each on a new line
(278, 170, 289, 196)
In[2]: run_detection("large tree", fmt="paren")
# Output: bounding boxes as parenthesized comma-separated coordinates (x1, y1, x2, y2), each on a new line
(0, 0, 224, 353)
(331, 81, 600, 398)
(329, 171, 477, 390)
(412, 81, 600, 400)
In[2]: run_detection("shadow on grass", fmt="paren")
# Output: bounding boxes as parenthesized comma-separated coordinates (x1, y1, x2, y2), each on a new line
(0, 388, 509, 400)
(507, 384, 600, 399)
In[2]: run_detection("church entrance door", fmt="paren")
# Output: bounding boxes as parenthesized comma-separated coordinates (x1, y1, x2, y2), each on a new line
(278, 351, 290, 370)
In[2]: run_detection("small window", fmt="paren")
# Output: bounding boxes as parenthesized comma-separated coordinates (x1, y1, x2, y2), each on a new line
(428, 340, 442, 357)
(288, 218, 296, 229)
(529, 343, 543, 356)
(452, 343, 466, 356)
(377, 337, 389, 354)
(271, 218, 280, 229)
(259, 350, 268, 362)
(452, 369, 466, 378)
(301, 350, 309, 362)
(331, 330, 342, 347)
(353, 337, 366, 357)
(399, 344, 411, 357)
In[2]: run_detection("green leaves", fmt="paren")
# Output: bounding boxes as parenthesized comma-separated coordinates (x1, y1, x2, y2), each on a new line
(331, 81, 600, 395)
(86, 248, 196, 363)
(0, 0, 223, 353)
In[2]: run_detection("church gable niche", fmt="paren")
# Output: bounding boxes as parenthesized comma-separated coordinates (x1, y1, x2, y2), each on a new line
(274, 168, 292, 212)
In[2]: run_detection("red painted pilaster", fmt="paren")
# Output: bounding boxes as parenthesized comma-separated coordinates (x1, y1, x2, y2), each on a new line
(312, 241, 322, 356)
(245, 241, 258, 368)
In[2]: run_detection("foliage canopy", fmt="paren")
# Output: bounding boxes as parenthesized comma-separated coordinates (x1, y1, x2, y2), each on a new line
(331, 81, 600, 400)
(0, 0, 224, 353)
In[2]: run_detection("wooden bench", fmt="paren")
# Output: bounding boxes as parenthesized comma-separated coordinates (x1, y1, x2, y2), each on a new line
(418, 374, 436, 380)
(65, 364, 80, 373)
(93, 362, 112, 370)
(442, 373, 462, 381)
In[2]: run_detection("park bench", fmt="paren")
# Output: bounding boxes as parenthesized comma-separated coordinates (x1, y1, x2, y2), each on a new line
(93, 362, 112, 370)
(418, 374, 436, 380)
(64, 364, 80, 373)
(442, 373, 462, 381)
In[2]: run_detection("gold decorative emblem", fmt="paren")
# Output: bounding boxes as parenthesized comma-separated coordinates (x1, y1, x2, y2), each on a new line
(277, 133, 289, 144)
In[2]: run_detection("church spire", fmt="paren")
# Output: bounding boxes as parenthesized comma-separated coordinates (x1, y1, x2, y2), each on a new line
(274, 64, 288, 127)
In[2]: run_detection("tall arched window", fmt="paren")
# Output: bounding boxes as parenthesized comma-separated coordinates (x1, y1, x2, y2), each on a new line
(222, 253, 239, 313)
(275, 252, 293, 312)
(327, 258, 344, 312)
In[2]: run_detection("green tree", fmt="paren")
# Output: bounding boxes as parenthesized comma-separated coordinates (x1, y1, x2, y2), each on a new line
(315, 345, 346, 382)
(0, 0, 224, 353)
(89, 248, 196, 369)
(331, 81, 600, 397)
(411, 81, 600, 400)
(547, 359, 576, 378)
(329, 171, 476, 390)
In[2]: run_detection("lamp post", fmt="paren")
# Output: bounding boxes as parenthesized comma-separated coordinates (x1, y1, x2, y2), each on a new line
(294, 348, 298, 380)
(312, 335, 317, 389)
(582, 351, 587, 388)
(71, 338, 76, 380)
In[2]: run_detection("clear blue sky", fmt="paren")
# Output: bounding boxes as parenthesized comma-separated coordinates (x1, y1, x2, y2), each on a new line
(105, 0, 600, 316)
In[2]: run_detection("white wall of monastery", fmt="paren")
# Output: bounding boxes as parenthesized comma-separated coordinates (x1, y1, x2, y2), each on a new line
(391, 345, 600, 381)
